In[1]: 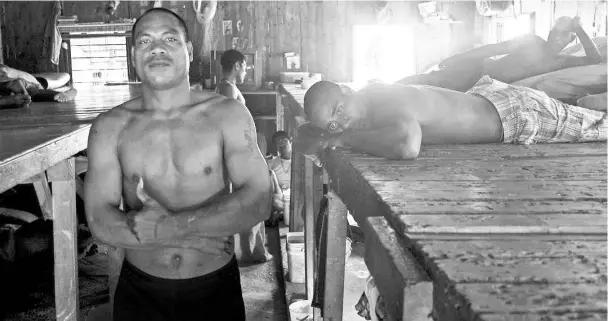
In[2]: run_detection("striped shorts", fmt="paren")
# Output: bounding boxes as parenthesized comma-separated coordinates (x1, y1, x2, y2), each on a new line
(467, 75, 607, 144)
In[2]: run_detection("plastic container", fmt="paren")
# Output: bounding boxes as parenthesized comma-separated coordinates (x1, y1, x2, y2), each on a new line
(287, 231, 305, 283)
(287, 232, 304, 252)
(289, 300, 313, 321)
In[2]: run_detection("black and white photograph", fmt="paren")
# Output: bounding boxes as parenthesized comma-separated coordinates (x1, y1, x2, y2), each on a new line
(0, 1, 606, 321)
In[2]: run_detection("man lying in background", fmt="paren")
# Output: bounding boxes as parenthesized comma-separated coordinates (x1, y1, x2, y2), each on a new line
(396, 16, 602, 92)
(0, 64, 78, 109)
(301, 77, 606, 160)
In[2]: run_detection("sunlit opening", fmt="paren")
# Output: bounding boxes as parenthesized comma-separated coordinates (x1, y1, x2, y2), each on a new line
(352, 25, 416, 88)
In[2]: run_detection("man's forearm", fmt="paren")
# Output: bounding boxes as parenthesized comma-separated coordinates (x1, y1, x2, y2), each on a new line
(575, 27, 602, 63)
(340, 127, 418, 159)
(91, 205, 223, 251)
(442, 43, 507, 67)
(173, 184, 271, 238)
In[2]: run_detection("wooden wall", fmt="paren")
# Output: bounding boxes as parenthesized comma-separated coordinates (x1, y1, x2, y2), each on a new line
(476, 0, 607, 45)
(3, 1, 602, 83)
(0, 1, 433, 82)
(535, 0, 607, 39)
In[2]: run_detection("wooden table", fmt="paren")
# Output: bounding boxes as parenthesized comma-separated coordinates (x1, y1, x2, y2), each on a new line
(281, 85, 608, 321)
(0, 84, 140, 321)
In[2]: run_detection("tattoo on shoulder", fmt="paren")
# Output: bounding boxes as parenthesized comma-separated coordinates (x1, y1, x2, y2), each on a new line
(244, 130, 256, 152)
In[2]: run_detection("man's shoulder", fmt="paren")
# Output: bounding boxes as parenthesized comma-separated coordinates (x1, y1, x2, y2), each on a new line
(216, 81, 238, 97)
(194, 92, 250, 117)
(513, 34, 546, 48)
(91, 98, 140, 136)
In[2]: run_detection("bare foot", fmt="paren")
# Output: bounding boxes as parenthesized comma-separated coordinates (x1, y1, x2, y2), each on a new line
(0, 94, 31, 109)
(53, 88, 78, 102)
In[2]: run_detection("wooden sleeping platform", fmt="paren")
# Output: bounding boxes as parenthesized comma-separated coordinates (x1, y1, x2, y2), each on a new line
(0, 85, 141, 321)
(281, 84, 608, 321)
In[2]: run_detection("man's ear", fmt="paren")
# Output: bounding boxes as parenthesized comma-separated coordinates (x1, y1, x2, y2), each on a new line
(340, 85, 355, 96)
(130, 46, 136, 67)
(236, 61, 244, 71)
(187, 41, 194, 63)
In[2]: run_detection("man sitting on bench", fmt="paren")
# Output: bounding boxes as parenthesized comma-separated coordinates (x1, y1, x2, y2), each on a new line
(302, 77, 606, 160)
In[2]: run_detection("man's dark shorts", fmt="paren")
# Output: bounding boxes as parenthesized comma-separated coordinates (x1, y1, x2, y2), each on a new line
(114, 256, 245, 321)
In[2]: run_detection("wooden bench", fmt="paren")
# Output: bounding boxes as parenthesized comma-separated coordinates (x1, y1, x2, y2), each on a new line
(0, 85, 140, 321)
(281, 83, 608, 321)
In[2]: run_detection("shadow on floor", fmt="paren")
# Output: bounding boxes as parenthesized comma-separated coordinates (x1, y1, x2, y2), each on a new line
(3, 225, 288, 321)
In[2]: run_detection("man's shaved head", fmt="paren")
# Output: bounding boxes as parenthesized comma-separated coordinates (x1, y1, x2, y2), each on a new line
(304, 81, 362, 134)
(303, 81, 343, 126)
(132, 7, 190, 44)
(547, 16, 576, 53)
(552, 16, 573, 31)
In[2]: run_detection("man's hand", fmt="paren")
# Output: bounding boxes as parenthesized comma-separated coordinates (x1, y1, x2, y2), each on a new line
(572, 16, 582, 31)
(129, 178, 178, 244)
(438, 55, 460, 69)
(296, 123, 345, 155)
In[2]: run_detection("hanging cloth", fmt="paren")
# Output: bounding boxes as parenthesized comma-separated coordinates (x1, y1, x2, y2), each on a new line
(42, 1, 63, 65)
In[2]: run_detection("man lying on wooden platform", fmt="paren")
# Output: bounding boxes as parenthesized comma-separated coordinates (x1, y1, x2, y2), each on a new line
(84, 8, 270, 321)
(0, 64, 78, 109)
(302, 76, 607, 160)
(396, 16, 602, 92)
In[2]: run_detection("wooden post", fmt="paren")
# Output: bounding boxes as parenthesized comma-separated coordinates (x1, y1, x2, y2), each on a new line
(289, 117, 310, 232)
(304, 155, 324, 302)
(47, 157, 79, 321)
(323, 191, 348, 321)
(276, 91, 284, 131)
(304, 156, 315, 301)
(31, 173, 53, 220)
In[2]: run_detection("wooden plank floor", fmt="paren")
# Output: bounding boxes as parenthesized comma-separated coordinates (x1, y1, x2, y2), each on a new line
(330, 143, 607, 320)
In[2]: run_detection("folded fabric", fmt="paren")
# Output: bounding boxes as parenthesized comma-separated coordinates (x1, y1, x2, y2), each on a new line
(0, 65, 43, 89)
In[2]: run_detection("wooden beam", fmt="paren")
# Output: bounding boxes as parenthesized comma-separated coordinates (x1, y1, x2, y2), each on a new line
(30, 173, 53, 220)
(366, 217, 433, 321)
(289, 120, 312, 232)
(322, 191, 348, 321)
(48, 157, 79, 321)
(304, 155, 316, 301)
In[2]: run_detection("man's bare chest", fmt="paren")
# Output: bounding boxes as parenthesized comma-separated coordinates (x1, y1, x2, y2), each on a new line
(118, 118, 223, 180)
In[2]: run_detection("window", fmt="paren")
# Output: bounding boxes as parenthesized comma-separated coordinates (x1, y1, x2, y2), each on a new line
(352, 25, 416, 86)
(69, 35, 129, 85)
(490, 14, 531, 43)
(58, 23, 136, 86)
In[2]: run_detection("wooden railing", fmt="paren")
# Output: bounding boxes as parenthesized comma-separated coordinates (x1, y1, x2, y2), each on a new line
(279, 84, 367, 320)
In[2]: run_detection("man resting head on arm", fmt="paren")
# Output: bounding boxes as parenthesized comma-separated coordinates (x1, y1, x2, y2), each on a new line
(84, 7, 270, 321)
(396, 16, 603, 92)
(302, 78, 607, 160)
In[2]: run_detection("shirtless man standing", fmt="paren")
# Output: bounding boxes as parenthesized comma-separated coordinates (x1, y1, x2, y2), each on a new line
(302, 77, 607, 160)
(215, 49, 247, 104)
(396, 16, 603, 92)
(84, 8, 270, 321)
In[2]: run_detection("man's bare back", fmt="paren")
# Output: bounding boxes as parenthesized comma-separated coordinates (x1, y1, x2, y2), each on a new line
(356, 84, 503, 144)
(93, 90, 237, 278)
(303, 80, 606, 160)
